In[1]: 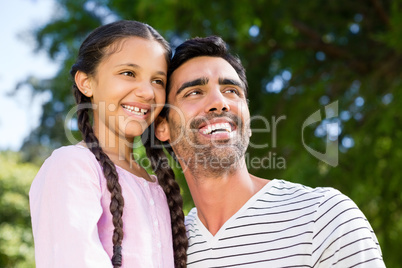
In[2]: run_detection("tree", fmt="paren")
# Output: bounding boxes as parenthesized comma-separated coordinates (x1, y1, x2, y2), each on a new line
(18, 0, 401, 266)
(0, 151, 37, 267)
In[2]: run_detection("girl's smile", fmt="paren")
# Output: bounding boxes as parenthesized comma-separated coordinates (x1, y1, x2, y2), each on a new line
(77, 36, 167, 141)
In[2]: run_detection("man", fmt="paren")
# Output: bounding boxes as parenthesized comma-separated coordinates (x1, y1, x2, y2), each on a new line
(154, 36, 385, 267)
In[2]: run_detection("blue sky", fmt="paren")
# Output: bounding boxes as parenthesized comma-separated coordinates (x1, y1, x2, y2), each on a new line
(0, 0, 58, 150)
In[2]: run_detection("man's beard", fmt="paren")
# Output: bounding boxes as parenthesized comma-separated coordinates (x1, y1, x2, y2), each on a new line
(168, 112, 249, 177)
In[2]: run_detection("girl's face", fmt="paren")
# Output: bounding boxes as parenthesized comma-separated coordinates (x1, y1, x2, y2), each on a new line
(86, 37, 167, 141)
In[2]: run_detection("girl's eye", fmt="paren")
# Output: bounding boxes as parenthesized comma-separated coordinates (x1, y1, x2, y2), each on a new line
(152, 79, 165, 86)
(121, 71, 135, 77)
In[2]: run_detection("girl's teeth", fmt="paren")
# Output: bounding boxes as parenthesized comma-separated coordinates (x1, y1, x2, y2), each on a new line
(122, 105, 148, 115)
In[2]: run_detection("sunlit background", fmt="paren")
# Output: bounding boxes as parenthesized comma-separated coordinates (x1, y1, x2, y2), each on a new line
(0, 0, 400, 267)
(0, 0, 57, 150)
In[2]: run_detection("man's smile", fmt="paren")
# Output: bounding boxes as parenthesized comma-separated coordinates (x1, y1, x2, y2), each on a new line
(187, 114, 239, 138)
(200, 122, 232, 135)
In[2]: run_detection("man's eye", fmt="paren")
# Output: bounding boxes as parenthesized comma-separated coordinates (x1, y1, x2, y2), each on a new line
(121, 71, 135, 77)
(184, 90, 201, 97)
(224, 88, 239, 95)
(152, 79, 165, 86)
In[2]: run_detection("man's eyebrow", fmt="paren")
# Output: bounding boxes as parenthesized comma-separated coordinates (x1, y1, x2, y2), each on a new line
(219, 78, 243, 88)
(176, 77, 209, 96)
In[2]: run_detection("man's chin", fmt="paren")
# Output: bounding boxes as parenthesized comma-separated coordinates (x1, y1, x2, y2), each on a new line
(198, 148, 242, 163)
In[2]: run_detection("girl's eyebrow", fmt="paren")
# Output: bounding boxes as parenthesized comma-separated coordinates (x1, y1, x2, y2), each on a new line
(116, 63, 166, 76)
(116, 63, 140, 68)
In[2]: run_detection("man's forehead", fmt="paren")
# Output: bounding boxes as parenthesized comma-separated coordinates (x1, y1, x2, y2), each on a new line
(169, 56, 240, 94)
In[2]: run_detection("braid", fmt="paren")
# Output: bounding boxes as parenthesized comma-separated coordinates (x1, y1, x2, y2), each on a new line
(69, 19, 173, 267)
(143, 127, 188, 268)
(74, 86, 124, 267)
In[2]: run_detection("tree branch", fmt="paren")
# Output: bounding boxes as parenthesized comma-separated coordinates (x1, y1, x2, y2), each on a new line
(371, 0, 390, 26)
(292, 20, 369, 74)
(291, 20, 322, 41)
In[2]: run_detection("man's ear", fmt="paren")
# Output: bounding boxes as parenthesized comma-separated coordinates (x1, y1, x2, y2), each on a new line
(75, 71, 93, 97)
(155, 117, 170, 142)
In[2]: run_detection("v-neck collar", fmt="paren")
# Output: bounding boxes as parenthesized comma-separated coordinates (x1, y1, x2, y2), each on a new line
(194, 179, 278, 245)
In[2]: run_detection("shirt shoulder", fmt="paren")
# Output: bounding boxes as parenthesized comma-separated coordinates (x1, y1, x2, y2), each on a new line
(260, 179, 332, 204)
(30, 145, 103, 197)
(47, 144, 99, 166)
(42, 145, 101, 176)
(292, 182, 386, 267)
(270, 180, 366, 230)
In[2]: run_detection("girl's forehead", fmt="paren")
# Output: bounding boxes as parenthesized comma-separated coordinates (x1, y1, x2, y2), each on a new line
(97, 37, 167, 70)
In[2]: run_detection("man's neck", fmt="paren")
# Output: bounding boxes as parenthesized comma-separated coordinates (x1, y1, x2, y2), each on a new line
(184, 162, 269, 236)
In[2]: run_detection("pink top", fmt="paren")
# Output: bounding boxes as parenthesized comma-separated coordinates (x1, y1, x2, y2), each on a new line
(29, 145, 174, 268)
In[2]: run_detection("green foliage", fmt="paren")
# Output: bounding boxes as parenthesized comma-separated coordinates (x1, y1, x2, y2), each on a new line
(0, 151, 38, 267)
(14, 0, 402, 266)
(132, 138, 194, 214)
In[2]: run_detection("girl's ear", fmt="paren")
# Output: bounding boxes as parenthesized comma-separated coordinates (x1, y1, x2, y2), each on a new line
(75, 71, 93, 97)
(155, 117, 170, 142)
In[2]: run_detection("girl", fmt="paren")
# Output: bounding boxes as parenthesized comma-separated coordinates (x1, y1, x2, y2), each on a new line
(29, 20, 187, 267)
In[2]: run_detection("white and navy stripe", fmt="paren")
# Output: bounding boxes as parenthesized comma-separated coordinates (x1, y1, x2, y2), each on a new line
(185, 179, 384, 267)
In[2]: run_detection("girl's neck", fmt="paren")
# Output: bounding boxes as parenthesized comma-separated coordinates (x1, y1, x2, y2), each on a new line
(81, 132, 154, 181)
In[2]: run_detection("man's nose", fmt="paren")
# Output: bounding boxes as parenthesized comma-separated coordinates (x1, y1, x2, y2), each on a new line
(204, 88, 230, 113)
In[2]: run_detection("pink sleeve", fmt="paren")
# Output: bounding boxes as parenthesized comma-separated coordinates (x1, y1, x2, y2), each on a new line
(29, 146, 113, 268)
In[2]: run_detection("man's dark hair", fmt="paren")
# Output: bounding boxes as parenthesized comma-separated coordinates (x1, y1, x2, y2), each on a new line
(166, 36, 248, 99)
(147, 36, 250, 164)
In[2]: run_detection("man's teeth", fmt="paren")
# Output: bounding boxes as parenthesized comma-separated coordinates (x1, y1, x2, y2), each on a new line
(202, 123, 232, 135)
(122, 105, 148, 115)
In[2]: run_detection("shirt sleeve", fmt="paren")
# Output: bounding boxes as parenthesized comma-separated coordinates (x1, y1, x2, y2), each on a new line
(312, 188, 385, 268)
(29, 146, 113, 268)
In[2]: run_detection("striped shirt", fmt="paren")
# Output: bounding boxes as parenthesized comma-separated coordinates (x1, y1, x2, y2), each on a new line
(185, 179, 385, 267)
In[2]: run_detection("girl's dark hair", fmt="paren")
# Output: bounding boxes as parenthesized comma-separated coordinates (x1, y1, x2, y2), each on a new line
(70, 20, 187, 267)
(143, 128, 188, 267)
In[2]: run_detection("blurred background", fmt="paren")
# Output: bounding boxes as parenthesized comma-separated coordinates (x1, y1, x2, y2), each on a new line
(0, 0, 401, 266)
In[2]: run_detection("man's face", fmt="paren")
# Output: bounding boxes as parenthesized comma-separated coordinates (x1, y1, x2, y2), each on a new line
(161, 56, 250, 174)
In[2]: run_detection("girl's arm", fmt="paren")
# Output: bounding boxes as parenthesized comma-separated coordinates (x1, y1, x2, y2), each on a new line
(30, 146, 113, 268)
